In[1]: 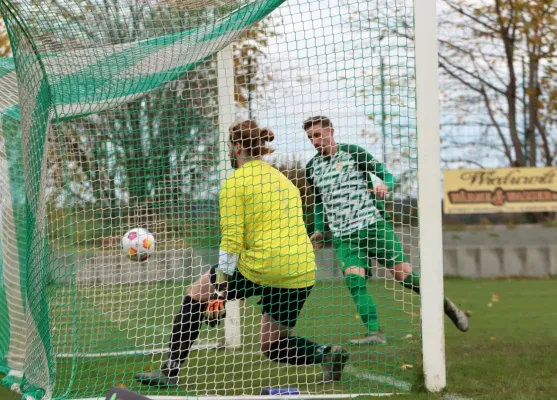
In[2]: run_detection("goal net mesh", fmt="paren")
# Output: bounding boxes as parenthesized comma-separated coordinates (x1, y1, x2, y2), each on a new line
(0, 0, 420, 398)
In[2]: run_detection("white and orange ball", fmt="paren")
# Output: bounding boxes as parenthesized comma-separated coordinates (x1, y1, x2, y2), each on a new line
(121, 228, 155, 262)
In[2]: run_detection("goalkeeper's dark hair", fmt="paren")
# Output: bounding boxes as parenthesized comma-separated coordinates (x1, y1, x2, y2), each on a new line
(229, 120, 275, 156)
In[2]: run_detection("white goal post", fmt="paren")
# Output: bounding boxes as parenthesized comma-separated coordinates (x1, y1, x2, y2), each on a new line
(218, 44, 243, 350)
(415, 0, 447, 392)
(0, 0, 447, 396)
(216, 0, 447, 389)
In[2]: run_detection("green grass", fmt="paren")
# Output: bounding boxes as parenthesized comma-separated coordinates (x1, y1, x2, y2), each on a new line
(45, 279, 419, 399)
(1, 278, 556, 399)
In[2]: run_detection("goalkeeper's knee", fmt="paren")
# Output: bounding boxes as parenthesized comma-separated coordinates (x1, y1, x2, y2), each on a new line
(204, 293, 226, 327)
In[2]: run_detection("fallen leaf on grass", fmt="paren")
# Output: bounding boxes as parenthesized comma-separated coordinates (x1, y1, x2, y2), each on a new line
(490, 336, 496, 341)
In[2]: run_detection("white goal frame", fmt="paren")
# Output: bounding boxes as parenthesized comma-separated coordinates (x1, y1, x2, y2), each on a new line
(414, 0, 446, 392)
(65, 0, 445, 397)
(217, 44, 243, 350)
(217, 0, 447, 394)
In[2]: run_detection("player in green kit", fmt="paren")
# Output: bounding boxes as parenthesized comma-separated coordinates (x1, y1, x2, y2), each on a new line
(303, 116, 469, 345)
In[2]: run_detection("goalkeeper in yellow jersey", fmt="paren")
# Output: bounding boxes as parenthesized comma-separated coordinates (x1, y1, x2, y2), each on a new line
(135, 120, 348, 387)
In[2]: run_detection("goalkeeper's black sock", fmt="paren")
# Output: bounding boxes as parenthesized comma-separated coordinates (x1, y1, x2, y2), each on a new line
(164, 295, 204, 377)
(266, 336, 331, 365)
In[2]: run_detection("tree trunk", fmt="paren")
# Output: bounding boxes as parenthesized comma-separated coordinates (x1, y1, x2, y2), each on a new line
(502, 32, 524, 167)
(527, 55, 540, 167)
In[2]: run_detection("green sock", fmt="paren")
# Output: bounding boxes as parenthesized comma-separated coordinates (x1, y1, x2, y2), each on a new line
(345, 274, 379, 332)
(402, 272, 449, 308)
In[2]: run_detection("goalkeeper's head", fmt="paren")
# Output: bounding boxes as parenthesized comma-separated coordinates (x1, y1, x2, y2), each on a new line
(228, 120, 275, 169)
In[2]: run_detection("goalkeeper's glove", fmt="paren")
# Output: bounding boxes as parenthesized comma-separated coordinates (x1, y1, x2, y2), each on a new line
(204, 292, 226, 327)
(205, 250, 237, 327)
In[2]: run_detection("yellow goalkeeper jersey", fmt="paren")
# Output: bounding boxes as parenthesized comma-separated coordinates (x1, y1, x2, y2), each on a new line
(219, 160, 316, 289)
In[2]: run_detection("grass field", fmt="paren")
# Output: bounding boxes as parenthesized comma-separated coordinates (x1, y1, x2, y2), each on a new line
(1, 278, 556, 400)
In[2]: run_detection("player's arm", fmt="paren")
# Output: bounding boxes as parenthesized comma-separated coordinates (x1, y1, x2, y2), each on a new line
(218, 176, 245, 280)
(305, 162, 325, 250)
(370, 160, 396, 192)
(204, 177, 245, 326)
(352, 144, 396, 197)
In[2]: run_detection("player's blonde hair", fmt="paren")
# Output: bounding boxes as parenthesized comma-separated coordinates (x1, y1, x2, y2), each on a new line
(229, 120, 275, 156)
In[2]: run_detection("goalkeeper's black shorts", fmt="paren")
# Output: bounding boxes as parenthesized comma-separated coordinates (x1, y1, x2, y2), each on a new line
(210, 265, 312, 328)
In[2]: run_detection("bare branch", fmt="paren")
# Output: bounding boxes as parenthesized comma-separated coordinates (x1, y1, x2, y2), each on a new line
(477, 83, 514, 165)
(439, 53, 506, 95)
(442, 122, 504, 128)
(443, 0, 500, 33)
(441, 158, 487, 169)
(535, 119, 554, 167)
(477, 47, 508, 89)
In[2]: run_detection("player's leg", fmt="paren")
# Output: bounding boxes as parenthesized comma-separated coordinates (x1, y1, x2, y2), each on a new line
(136, 265, 246, 387)
(368, 220, 415, 290)
(334, 238, 385, 345)
(135, 268, 217, 386)
(373, 220, 469, 332)
(259, 286, 349, 382)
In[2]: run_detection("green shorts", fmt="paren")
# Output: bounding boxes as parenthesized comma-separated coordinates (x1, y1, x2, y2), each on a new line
(333, 220, 408, 276)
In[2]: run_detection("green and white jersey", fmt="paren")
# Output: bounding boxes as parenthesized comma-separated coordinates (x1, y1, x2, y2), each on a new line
(305, 143, 395, 238)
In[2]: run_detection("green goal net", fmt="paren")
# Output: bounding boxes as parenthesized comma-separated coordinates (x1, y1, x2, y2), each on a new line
(0, 0, 446, 399)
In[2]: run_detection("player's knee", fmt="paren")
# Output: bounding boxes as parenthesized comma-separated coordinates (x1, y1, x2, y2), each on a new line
(391, 262, 411, 281)
(186, 272, 212, 302)
(343, 267, 366, 278)
(260, 340, 273, 355)
(262, 339, 281, 360)
(185, 285, 201, 301)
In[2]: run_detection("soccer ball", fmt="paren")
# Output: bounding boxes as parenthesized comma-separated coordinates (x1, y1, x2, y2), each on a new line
(121, 228, 155, 262)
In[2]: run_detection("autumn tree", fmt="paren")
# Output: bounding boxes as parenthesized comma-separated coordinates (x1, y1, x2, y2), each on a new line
(0, 16, 10, 57)
(233, 19, 276, 118)
(1, 0, 277, 211)
(438, 0, 557, 169)
(342, 0, 557, 170)
(339, 2, 418, 198)
(518, 0, 557, 167)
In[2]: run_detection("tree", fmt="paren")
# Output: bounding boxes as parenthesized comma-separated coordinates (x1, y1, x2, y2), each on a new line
(438, 0, 557, 169)
(233, 19, 276, 118)
(342, 0, 557, 170)
(518, 0, 557, 167)
(28, 0, 221, 210)
(339, 1, 418, 194)
(2, 0, 277, 213)
(0, 15, 10, 57)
